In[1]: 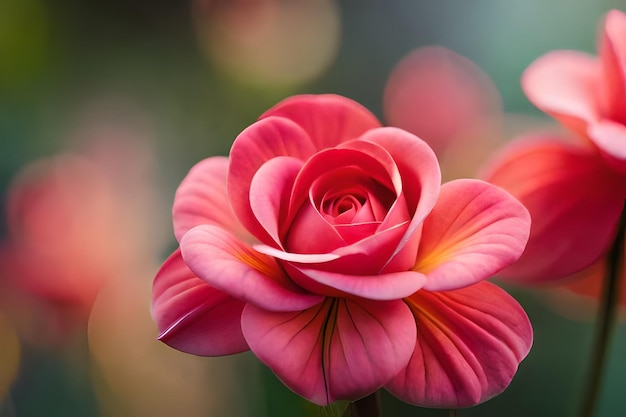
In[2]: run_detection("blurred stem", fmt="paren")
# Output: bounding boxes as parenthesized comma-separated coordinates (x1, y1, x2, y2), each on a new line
(449, 409, 458, 417)
(580, 200, 626, 417)
(346, 392, 381, 417)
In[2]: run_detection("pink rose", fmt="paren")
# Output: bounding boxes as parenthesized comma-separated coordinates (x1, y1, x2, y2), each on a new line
(152, 94, 532, 407)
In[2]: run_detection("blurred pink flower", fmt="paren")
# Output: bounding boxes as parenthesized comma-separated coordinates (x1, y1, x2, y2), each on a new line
(384, 46, 502, 158)
(152, 94, 532, 407)
(0, 154, 120, 314)
(482, 10, 626, 284)
(0, 120, 165, 344)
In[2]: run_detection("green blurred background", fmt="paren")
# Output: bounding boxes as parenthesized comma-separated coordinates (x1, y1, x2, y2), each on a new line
(2, 0, 626, 416)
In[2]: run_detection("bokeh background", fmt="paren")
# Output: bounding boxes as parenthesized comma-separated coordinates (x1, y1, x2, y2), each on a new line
(2, 1, 626, 416)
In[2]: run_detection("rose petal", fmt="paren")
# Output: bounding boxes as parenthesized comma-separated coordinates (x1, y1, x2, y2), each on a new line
(285, 201, 348, 254)
(286, 146, 398, 230)
(256, 221, 409, 275)
(360, 127, 441, 271)
(385, 281, 532, 408)
(173, 156, 252, 243)
(180, 225, 324, 311)
(588, 120, 626, 172)
(151, 249, 248, 355)
(283, 263, 426, 300)
(249, 156, 303, 248)
(416, 179, 531, 291)
(482, 135, 626, 282)
(522, 50, 601, 134)
(259, 94, 382, 150)
(228, 116, 317, 245)
(242, 297, 416, 405)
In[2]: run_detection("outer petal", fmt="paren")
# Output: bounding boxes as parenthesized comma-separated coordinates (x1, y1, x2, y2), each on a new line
(385, 281, 532, 408)
(259, 94, 382, 150)
(522, 50, 601, 135)
(283, 263, 427, 300)
(242, 298, 416, 405)
(416, 179, 531, 291)
(173, 157, 251, 242)
(151, 249, 248, 356)
(482, 136, 626, 282)
(180, 225, 324, 311)
(228, 116, 317, 245)
(588, 120, 626, 173)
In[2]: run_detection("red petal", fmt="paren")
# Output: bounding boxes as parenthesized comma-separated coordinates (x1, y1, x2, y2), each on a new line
(482, 136, 625, 282)
(385, 281, 532, 407)
(242, 298, 416, 405)
(173, 157, 251, 243)
(151, 249, 248, 356)
(259, 94, 382, 150)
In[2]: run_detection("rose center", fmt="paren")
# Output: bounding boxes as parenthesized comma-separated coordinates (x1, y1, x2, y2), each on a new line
(325, 193, 365, 218)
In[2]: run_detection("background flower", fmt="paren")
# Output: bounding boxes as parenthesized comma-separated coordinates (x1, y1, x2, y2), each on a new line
(481, 10, 626, 284)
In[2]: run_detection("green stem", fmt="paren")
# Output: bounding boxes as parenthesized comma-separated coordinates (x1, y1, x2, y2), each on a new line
(347, 392, 381, 417)
(580, 201, 626, 417)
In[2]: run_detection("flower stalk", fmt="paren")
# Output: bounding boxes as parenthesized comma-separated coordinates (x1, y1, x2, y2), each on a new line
(580, 200, 626, 417)
(345, 392, 381, 417)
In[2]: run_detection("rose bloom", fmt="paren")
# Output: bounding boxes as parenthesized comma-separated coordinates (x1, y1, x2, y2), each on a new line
(152, 94, 532, 407)
(482, 10, 626, 286)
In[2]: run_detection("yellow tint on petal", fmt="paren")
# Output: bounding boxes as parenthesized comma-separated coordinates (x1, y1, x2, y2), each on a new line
(0, 311, 20, 400)
(404, 295, 444, 329)
(412, 246, 452, 276)
(236, 248, 283, 280)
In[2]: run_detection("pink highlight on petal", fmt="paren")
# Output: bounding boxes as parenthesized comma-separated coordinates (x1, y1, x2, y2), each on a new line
(386, 281, 532, 408)
(180, 225, 324, 311)
(588, 120, 626, 172)
(259, 94, 382, 150)
(416, 179, 531, 291)
(242, 297, 416, 405)
(283, 263, 426, 300)
(152, 249, 248, 356)
(252, 243, 340, 263)
(482, 136, 626, 282)
(256, 221, 410, 277)
(173, 156, 251, 243)
(522, 50, 601, 135)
